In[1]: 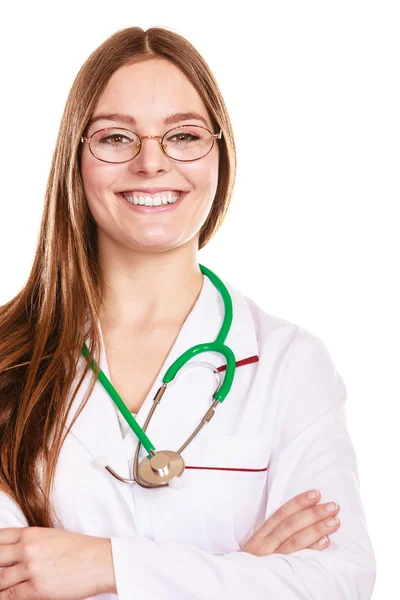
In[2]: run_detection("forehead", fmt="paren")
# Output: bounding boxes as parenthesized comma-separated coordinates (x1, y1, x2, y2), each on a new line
(93, 59, 208, 125)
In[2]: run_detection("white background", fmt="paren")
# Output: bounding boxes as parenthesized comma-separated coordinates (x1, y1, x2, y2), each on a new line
(0, 1, 398, 597)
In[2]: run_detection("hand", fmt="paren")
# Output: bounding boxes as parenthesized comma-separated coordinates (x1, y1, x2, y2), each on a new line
(0, 526, 116, 599)
(241, 489, 341, 556)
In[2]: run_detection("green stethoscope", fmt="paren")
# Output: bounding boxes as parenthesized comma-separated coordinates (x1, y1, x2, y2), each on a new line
(81, 264, 236, 489)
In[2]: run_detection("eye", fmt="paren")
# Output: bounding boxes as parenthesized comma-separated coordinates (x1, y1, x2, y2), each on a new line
(98, 133, 132, 145)
(90, 128, 138, 146)
(167, 132, 201, 144)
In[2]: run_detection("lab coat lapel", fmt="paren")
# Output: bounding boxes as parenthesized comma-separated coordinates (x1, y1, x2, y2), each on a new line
(117, 273, 259, 460)
(63, 338, 133, 482)
(66, 272, 259, 479)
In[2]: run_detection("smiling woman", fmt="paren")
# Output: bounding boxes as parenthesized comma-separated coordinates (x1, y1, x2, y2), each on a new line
(0, 25, 375, 600)
(0, 23, 235, 505)
(79, 58, 222, 255)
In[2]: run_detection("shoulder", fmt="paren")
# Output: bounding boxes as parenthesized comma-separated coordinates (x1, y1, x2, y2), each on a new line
(230, 280, 325, 359)
(233, 286, 347, 444)
(230, 280, 345, 393)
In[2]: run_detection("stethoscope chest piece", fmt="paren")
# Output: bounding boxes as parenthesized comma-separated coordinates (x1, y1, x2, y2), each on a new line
(138, 450, 185, 486)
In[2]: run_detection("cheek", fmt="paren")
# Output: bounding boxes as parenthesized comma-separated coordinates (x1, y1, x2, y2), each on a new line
(185, 152, 219, 197)
(80, 152, 118, 200)
(208, 161, 219, 195)
(204, 148, 220, 194)
(80, 153, 99, 198)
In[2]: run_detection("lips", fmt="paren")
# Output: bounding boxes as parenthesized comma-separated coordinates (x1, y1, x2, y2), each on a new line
(120, 189, 185, 196)
(118, 190, 187, 211)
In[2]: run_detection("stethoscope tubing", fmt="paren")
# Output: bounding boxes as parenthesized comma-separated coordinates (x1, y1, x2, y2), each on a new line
(82, 264, 236, 487)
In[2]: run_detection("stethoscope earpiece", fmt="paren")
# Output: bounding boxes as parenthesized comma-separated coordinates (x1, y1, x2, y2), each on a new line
(94, 455, 109, 468)
(168, 476, 183, 489)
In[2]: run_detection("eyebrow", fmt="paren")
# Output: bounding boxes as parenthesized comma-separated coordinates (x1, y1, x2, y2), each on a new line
(87, 111, 210, 130)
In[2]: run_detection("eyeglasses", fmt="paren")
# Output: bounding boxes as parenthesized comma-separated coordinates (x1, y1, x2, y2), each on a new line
(80, 124, 223, 163)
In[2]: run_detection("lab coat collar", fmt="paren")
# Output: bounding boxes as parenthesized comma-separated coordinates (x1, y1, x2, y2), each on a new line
(65, 272, 259, 481)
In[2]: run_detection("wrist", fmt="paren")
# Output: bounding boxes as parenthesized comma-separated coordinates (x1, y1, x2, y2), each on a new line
(95, 537, 117, 594)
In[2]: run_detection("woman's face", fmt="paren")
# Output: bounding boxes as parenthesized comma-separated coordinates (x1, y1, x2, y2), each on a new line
(80, 58, 220, 254)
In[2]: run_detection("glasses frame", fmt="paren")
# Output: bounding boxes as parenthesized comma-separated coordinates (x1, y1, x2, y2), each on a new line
(80, 124, 223, 164)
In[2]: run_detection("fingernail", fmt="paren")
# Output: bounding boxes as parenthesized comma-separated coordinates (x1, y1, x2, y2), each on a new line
(327, 517, 339, 527)
(318, 536, 329, 546)
(307, 489, 319, 499)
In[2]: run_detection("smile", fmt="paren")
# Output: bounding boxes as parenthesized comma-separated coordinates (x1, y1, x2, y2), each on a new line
(122, 191, 181, 206)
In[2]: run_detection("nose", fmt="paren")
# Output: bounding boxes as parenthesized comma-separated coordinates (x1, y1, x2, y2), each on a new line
(128, 135, 172, 176)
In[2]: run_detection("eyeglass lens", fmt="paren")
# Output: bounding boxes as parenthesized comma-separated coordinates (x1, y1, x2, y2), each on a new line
(89, 125, 214, 162)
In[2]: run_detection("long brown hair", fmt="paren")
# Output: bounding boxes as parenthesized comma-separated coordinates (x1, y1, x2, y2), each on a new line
(0, 26, 236, 527)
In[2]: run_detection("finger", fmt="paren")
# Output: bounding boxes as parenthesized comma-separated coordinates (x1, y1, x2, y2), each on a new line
(256, 490, 321, 538)
(0, 528, 24, 545)
(0, 563, 27, 591)
(267, 501, 340, 548)
(308, 535, 330, 550)
(0, 580, 33, 599)
(0, 543, 20, 568)
(276, 517, 340, 555)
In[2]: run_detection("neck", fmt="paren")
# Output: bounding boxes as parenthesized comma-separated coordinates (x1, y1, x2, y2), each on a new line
(97, 239, 204, 332)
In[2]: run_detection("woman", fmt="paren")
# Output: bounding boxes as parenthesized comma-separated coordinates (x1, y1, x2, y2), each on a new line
(0, 26, 375, 599)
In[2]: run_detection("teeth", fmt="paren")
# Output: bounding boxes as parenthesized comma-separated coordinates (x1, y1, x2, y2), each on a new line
(122, 191, 181, 206)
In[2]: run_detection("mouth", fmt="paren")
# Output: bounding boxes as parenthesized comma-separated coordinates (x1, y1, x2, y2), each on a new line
(117, 190, 188, 212)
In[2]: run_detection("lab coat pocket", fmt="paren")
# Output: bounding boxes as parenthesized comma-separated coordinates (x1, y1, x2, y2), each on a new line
(196, 435, 269, 555)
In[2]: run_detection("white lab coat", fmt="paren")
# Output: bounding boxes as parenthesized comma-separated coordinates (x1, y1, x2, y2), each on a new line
(0, 274, 376, 599)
